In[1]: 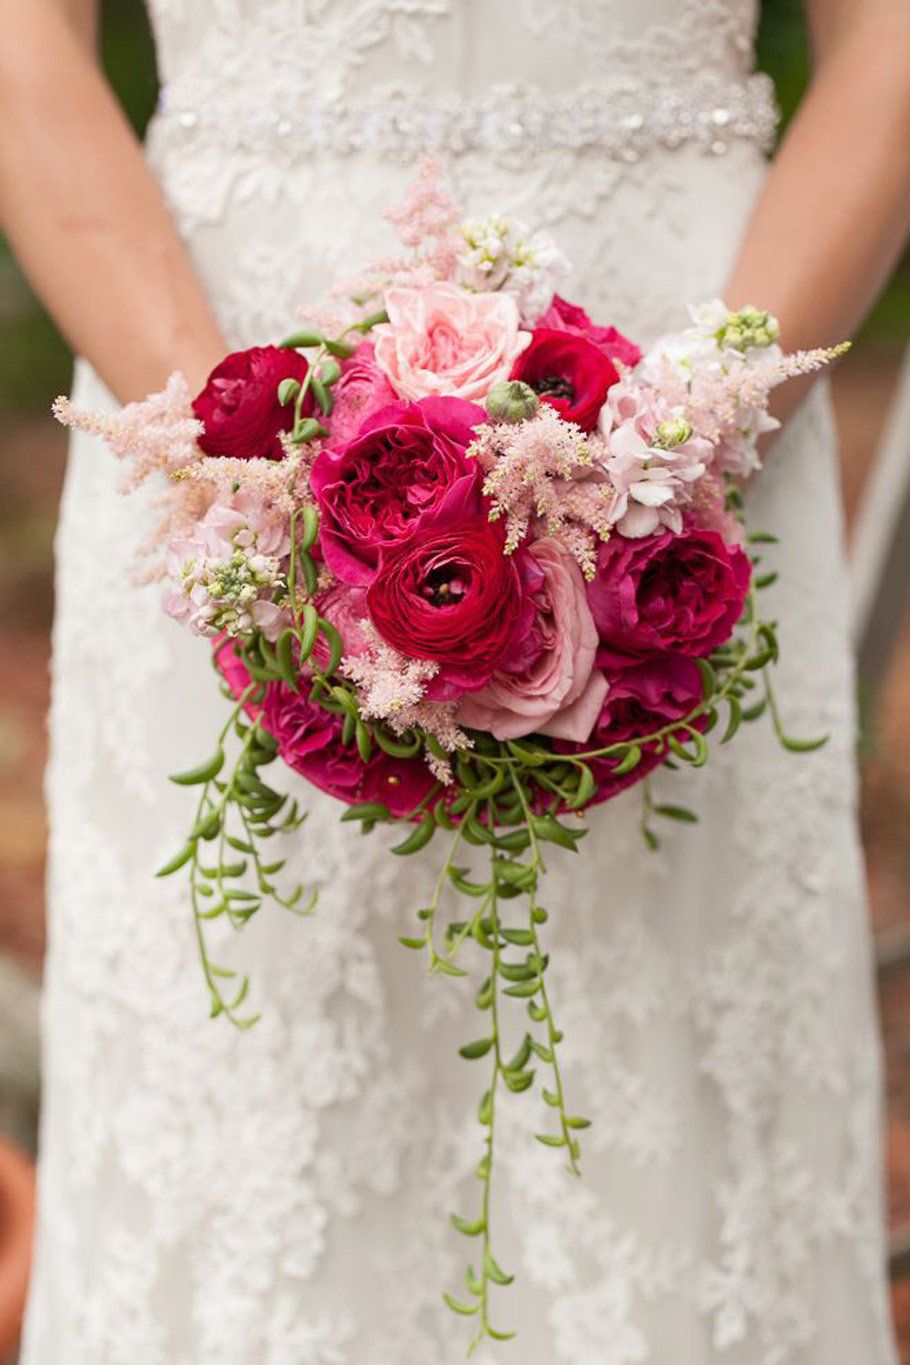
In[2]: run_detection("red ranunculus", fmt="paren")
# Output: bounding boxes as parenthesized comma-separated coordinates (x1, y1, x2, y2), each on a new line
(214, 640, 435, 817)
(192, 346, 313, 461)
(312, 396, 484, 586)
(536, 296, 642, 370)
(558, 656, 704, 805)
(509, 328, 619, 432)
(366, 517, 542, 697)
(587, 528, 751, 663)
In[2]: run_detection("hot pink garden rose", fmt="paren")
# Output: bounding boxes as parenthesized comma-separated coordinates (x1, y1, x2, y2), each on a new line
(457, 539, 607, 742)
(372, 282, 531, 403)
(537, 296, 642, 370)
(311, 397, 485, 586)
(587, 527, 751, 663)
(558, 655, 704, 805)
(366, 516, 542, 697)
(215, 640, 435, 818)
(328, 342, 397, 446)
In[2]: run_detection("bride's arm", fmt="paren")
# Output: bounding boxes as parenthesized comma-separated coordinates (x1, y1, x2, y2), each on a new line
(725, 0, 910, 422)
(0, 0, 225, 401)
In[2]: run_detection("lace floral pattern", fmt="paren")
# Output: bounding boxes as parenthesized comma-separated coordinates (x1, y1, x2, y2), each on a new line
(21, 1, 897, 1362)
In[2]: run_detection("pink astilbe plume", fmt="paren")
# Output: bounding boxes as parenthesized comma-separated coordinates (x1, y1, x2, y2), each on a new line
(469, 408, 614, 579)
(327, 157, 464, 307)
(341, 624, 471, 781)
(53, 372, 203, 492)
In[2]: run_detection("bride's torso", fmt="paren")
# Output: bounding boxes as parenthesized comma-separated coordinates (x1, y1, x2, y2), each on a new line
(143, 0, 777, 344)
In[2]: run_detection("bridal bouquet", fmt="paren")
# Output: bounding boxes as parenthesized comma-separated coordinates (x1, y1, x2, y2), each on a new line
(56, 160, 845, 1350)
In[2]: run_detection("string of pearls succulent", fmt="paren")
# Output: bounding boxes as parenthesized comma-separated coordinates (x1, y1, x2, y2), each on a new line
(153, 74, 778, 166)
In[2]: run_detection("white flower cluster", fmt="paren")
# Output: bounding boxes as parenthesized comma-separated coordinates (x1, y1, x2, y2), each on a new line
(456, 214, 571, 323)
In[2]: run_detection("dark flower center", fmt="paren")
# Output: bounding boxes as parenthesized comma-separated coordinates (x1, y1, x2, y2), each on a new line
(421, 561, 469, 607)
(532, 375, 576, 402)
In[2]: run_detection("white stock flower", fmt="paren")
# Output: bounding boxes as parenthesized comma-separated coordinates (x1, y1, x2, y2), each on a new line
(456, 214, 571, 322)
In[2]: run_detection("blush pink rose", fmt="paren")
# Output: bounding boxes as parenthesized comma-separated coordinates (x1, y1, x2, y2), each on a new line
(372, 282, 531, 403)
(456, 539, 607, 742)
(328, 342, 397, 446)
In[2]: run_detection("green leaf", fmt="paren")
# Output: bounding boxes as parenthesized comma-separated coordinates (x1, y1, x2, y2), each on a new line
(478, 1089, 493, 1125)
(741, 698, 768, 722)
(311, 376, 333, 415)
(483, 1253, 514, 1287)
(450, 1213, 485, 1237)
(318, 617, 344, 676)
(279, 328, 326, 349)
(566, 1116, 592, 1130)
(488, 1326, 517, 1342)
(567, 762, 596, 809)
(504, 979, 538, 999)
(155, 841, 196, 878)
(643, 825, 660, 851)
(721, 697, 742, 744)
(443, 1293, 479, 1317)
(696, 658, 716, 699)
(748, 530, 779, 544)
(459, 1038, 494, 1060)
(435, 958, 468, 979)
(391, 813, 434, 856)
(292, 417, 328, 445)
(652, 803, 699, 824)
(277, 377, 300, 406)
(503, 1069, 534, 1093)
(324, 337, 357, 358)
(536, 1133, 567, 1148)
(397, 935, 425, 950)
(612, 745, 642, 776)
(170, 749, 225, 786)
(780, 733, 829, 753)
(340, 802, 392, 824)
(531, 814, 584, 851)
(500, 928, 534, 947)
(355, 720, 372, 764)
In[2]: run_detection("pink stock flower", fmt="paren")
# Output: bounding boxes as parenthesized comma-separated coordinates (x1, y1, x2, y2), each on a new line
(214, 640, 436, 818)
(312, 396, 485, 586)
(372, 283, 530, 403)
(598, 375, 713, 538)
(557, 656, 705, 805)
(457, 539, 606, 742)
(587, 527, 751, 664)
(328, 343, 398, 447)
(536, 296, 642, 370)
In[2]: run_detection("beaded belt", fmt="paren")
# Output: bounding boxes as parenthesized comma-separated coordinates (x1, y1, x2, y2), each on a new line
(153, 74, 778, 164)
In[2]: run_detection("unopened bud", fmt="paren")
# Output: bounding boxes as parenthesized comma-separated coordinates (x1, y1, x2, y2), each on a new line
(654, 416, 693, 448)
(485, 380, 540, 424)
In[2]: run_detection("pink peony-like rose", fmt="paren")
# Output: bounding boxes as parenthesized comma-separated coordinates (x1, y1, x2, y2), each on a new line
(311, 396, 484, 586)
(372, 282, 531, 403)
(192, 346, 312, 461)
(328, 342, 397, 446)
(456, 539, 607, 742)
(367, 516, 542, 698)
(557, 655, 704, 805)
(587, 527, 751, 663)
(537, 296, 642, 370)
(214, 639, 435, 818)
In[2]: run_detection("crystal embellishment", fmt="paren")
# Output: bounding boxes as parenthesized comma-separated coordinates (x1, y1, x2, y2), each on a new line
(153, 76, 778, 165)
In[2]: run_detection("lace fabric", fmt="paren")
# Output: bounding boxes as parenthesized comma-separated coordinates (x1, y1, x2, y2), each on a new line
(21, 1, 898, 1362)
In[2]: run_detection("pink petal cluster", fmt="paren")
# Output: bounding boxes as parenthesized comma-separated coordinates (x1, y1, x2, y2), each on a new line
(373, 283, 531, 403)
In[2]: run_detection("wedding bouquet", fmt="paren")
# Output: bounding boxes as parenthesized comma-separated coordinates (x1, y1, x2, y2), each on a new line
(56, 160, 845, 1350)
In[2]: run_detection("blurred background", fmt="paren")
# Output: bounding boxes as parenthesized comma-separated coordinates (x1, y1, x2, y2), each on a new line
(0, 0, 907, 1358)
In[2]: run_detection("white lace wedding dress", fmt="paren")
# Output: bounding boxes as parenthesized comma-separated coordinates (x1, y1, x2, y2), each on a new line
(21, 2, 898, 1363)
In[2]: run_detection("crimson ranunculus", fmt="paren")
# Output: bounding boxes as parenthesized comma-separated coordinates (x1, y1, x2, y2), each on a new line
(214, 640, 435, 817)
(509, 328, 620, 432)
(192, 346, 312, 461)
(311, 397, 485, 586)
(587, 528, 751, 663)
(366, 517, 542, 697)
(558, 656, 704, 805)
(536, 296, 642, 370)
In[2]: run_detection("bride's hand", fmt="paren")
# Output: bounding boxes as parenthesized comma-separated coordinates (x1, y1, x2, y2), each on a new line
(0, 0, 225, 401)
(725, 0, 910, 429)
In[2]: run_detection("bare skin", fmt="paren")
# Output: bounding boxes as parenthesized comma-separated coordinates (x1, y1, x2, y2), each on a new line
(0, 0, 907, 411)
(726, 0, 910, 424)
(0, 0, 224, 401)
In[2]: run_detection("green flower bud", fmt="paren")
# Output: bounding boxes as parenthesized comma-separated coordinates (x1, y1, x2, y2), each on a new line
(485, 380, 540, 424)
(715, 306, 780, 352)
(654, 416, 693, 448)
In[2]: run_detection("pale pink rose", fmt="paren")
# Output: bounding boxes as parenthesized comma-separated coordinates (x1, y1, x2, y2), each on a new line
(456, 538, 607, 742)
(372, 282, 530, 403)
